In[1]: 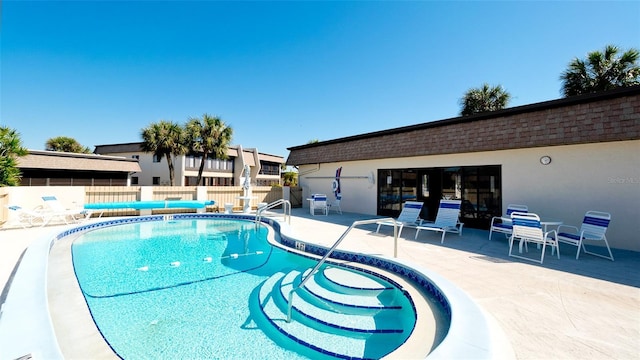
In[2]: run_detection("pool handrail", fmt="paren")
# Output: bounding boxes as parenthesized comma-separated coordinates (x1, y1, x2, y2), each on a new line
(255, 199, 291, 224)
(286, 217, 398, 322)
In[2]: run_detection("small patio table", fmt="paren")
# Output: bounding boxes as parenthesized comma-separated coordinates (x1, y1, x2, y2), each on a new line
(501, 217, 562, 232)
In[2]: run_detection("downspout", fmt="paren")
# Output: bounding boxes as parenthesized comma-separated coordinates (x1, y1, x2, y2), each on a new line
(297, 163, 321, 201)
(297, 163, 321, 177)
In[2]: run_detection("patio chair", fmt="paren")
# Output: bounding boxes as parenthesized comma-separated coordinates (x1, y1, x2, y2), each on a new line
(310, 194, 329, 216)
(375, 201, 424, 238)
(328, 194, 342, 214)
(5, 205, 50, 228)
(41, 195, 93, 224)
(414, 199, 464, 243)
(556, 211, 614, 261)
(508, 212, 559, 264)
(488, 204, 528, 240)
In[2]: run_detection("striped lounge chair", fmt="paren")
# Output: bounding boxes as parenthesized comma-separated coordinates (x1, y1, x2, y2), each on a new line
(414, 199, 463, 244)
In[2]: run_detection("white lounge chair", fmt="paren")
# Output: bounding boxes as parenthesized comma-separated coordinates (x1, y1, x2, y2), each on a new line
(414, 199, 463, 243)
(556, 211, 614, 261)
(376, 201, 424, 237)
(310, 194, 329, 216)
(6, 205, 50, 228)
(41, 195, 92, 224)
(488, 204, 528, 240)
(508, 212, 559, 264)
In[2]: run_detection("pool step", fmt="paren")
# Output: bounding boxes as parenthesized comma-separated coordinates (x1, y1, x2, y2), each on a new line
(257, 266, 413, 359)
(301, 268, 401, 310)
(322, 267, 393, 294)
(280, 270, 403, 333)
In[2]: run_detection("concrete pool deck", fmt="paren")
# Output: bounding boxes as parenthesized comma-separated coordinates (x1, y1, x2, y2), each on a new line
(1, 208, 639, 359)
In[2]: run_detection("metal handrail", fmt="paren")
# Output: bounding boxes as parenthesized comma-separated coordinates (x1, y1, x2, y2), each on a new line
(255, 199, 291, 225)
(286, 217, 398, 322)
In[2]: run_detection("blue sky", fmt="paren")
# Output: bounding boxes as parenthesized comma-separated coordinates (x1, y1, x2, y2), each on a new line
(1, 1, 639, 159)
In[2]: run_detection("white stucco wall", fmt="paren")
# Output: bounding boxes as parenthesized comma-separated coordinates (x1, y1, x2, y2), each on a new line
(297, 140, 640, 252)
(5, 186, 87, 220)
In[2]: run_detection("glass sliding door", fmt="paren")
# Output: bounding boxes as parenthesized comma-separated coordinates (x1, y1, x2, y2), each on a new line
(460, 166, 501, 228)
(378, 170, 402, 216)
(417, 169, 442, 221)
(377, 169, 418, 217)
(378, 165, 502, 229)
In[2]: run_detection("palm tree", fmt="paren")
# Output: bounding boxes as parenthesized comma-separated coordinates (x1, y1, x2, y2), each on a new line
(0, 126, 29, 186)
(140, 120, 187, 186)
(282, 170, 298, 186)
(459, 84, 511, 116)
(560, 45, 640, 97)
(184, 114, 233, 185)
(45, 136, 91, 153)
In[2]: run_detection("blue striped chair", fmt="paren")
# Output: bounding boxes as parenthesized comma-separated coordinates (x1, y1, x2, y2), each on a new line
(376, 201, 424, 237)
(488, 204, 528, 240)
(508, 212, 559, 264)
(310, 194, 329, 216)
(557, 211, 613, 261)
(414, 199, 463, 243)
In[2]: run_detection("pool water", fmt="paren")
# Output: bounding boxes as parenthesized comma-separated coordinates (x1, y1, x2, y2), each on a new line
(71, 219, 416, 359)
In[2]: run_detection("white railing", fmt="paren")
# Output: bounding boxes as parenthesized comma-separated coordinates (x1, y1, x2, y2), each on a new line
(286, 217, 398, 322)
(255, 199, 291, 225)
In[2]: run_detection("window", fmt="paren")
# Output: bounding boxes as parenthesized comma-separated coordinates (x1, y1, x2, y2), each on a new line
(257, 179, 280, 186)
(131, 176, 139, 185)
(152, 177, 160, 185)
(259, 162, 281, 176)
(186, 156, 195, 168)
(153, 154, 161, 163)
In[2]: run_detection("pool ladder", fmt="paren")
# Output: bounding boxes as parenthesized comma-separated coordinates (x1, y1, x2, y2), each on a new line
(286, 217, 399, 322)
(255, 199, 291, 225)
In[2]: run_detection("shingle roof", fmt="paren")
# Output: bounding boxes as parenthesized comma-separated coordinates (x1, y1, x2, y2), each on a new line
(286, 85, 640, 166)
(18, 150, 141, 173)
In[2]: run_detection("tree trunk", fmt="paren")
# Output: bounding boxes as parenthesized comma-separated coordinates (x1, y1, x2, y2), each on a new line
(166, 152, 175, 186)
(197, 153, 208, 185)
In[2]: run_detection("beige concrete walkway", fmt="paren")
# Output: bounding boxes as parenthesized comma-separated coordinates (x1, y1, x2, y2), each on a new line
(285, 210, 640, 360)
(1, 224, 69, 296)
(1, 209, 639, 359)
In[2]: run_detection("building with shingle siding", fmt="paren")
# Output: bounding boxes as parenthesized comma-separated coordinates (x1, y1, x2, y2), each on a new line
(18, 150, 141, 186)
(287, 85, 640, 252)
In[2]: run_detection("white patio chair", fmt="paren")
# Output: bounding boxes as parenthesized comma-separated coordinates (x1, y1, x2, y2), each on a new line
(376, 201, 424, 238)
(488, 204, 528, 240)
(6, 205, 50, 228)
(41, 195, 93, 224)
(310, 194, 329, 216)
(508, 212, 559, 264)
(557, 211, 614, 261)
(414, 199, 464, 243)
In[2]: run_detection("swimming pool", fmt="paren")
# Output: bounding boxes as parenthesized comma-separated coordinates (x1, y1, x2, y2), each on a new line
(70, 218, 424, 359)
(0, 212, 511, 359)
